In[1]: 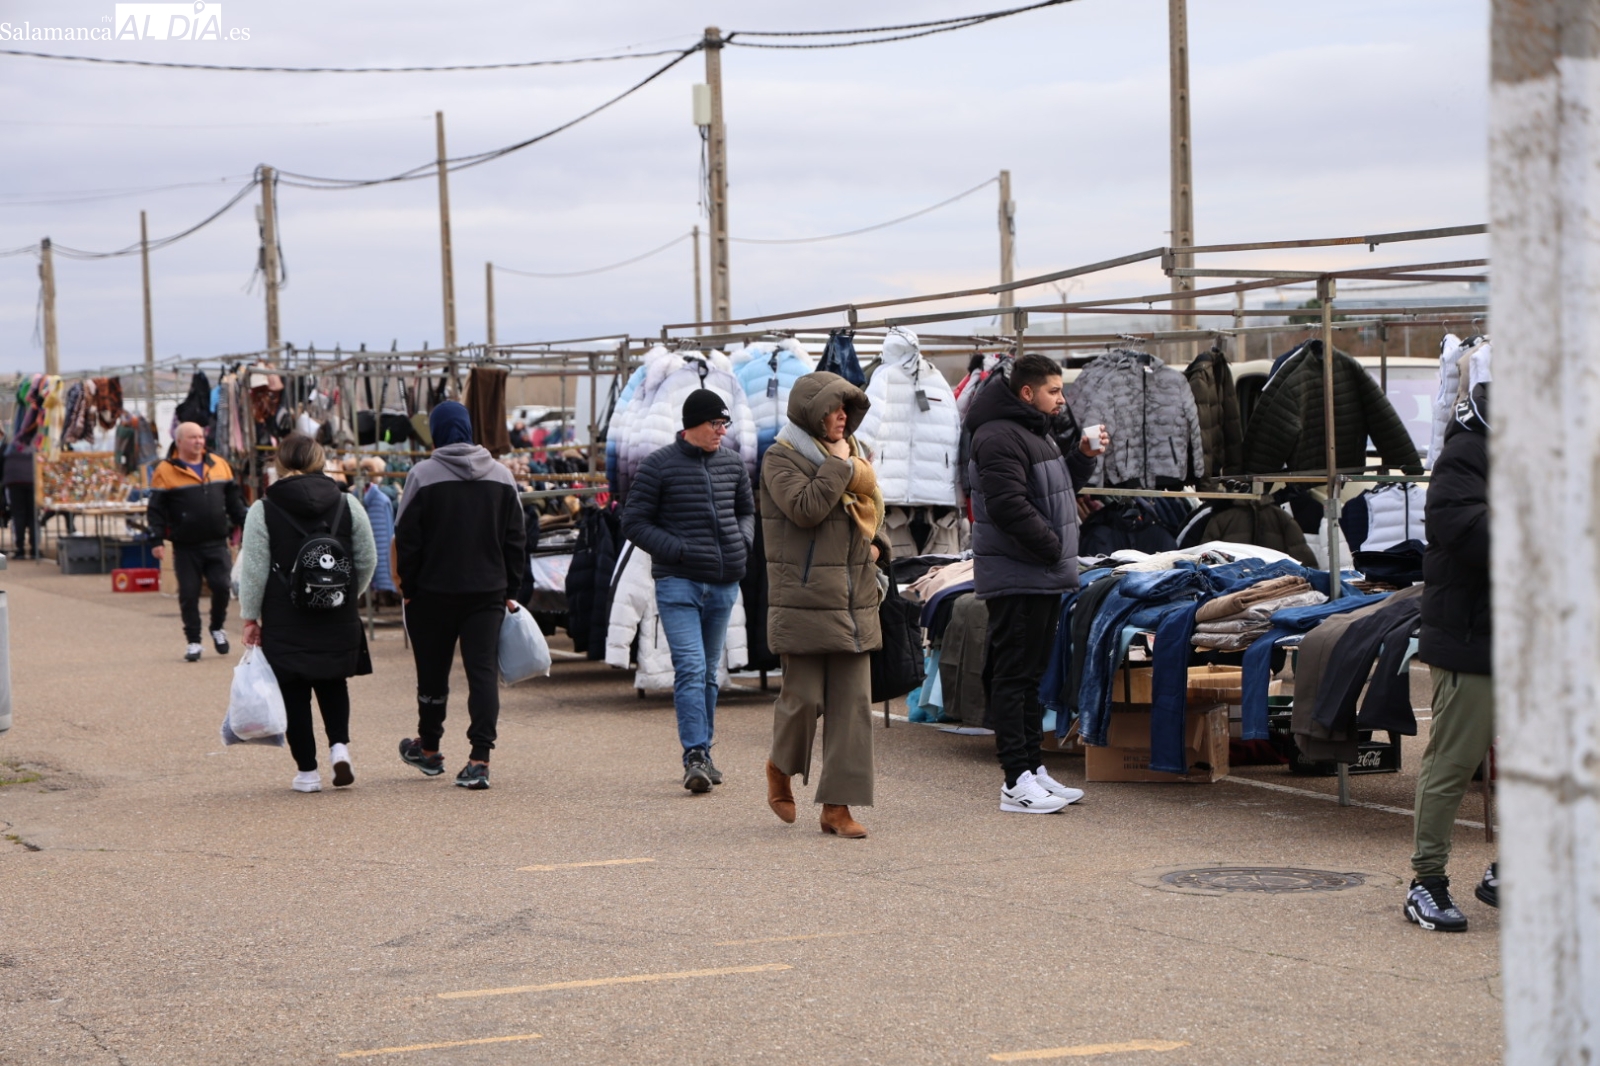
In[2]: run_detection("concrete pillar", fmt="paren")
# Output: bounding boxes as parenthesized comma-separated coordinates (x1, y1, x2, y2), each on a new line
(1490, 2, 1600, 1061)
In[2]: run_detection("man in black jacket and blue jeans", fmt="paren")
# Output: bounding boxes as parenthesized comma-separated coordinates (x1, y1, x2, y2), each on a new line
(621, 389, 754, 793)
(1405, 383, 1496, 931)
(395, 402, 526, 791)
(969, 355, 1104, 814)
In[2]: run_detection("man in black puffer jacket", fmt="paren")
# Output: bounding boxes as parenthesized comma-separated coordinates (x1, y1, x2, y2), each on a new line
(621, 388, 755, 792)
(1404, 383, 1495, 933)
(969, 355, 1102, 815)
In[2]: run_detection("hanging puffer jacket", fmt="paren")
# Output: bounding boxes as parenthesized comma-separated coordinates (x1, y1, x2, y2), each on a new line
(1066, 350, 1205, 488)
(605, 544, 749, 691)
(732, 339, 815, 462)
(855, 327, 961, 507)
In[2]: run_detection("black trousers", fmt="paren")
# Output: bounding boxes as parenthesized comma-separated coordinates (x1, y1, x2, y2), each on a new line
(174, 540, 232, 644)
(982, 593, 1062, 787)
(280, 674, 351, 773)
(406, 593, 504, 762)
(5, 485, 33, 557)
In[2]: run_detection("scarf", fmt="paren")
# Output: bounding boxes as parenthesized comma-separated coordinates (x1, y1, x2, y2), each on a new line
(841, 449, 885, 545)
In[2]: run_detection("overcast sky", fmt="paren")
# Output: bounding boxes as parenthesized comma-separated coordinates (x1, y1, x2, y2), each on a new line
(0, 0, 1488, 373)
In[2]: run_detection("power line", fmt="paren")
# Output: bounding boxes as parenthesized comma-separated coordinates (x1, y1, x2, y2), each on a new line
(0, 44, 695, 74)
(731, 177, 999, 245)
(726, 0, 1075, 49)
(731, 0, 1072, 37)
(274, 45, 701, 190)
(496, 232, 694, 278)
(0, 177, 253, 209)
(9, 179, 262, 261)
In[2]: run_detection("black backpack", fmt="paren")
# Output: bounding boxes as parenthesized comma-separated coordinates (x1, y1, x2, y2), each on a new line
(267, 498, 354, 611)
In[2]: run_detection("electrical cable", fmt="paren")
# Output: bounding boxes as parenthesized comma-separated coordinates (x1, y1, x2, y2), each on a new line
(731, 177, 999, 245)
(730, 0, 1072, 37)
(273, 45, 700, 190)
(0, 177, 254, 209)
(496, 231, 694, 278)
(0, 44, 695, 74)
(726, 0, 1074, 49)
(43, 179, 260, 260)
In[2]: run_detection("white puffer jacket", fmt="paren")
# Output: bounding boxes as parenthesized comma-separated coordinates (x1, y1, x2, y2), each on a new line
(604, 544, 748, 693)
(856, 327, 961, 506)
(1350, 482, 1426, 552)
(1428, 336, 1492, 469)
(619, 349, 758, 501)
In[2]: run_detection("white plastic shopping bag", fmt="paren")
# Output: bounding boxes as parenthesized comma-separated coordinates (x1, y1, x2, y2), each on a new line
(498, 604, 551, 684)
(222, 647, 288, 744)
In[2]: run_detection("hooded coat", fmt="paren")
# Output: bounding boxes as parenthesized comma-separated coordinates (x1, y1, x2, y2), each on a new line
(394, 441, 526, 598)
(732, 339, 816, 462)
(608, 346, 757, 504)
(1242, 340, 1423, 475)
(855, 328, 962, 507)
(1419, 385, 1490, 674)
(966, 381, 1095, 599)
(760, 373, 885, 656)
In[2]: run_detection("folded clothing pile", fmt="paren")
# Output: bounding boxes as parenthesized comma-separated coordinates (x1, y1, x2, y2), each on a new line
(1191, 575, 1327, 650)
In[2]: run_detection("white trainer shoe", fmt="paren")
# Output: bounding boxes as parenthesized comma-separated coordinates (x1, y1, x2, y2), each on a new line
(292, 771, 322, 793)
(1000, 770, 1068, 814)
(1033, 765, 1084, 805)
(329, 743, 354, 787)
(184, 643, 203, 662)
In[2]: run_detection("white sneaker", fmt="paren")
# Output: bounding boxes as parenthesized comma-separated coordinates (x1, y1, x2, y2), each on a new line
(184, 643, 203, 662)
(1000, 770, 1068, 814)
(292, 771, 322, 793)
(329, 743, 354, 787)
(211, 629, 230, 655)
(1033, 765, 1084, 805)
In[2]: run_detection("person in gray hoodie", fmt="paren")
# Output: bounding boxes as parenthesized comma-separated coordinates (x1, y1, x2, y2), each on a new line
(394, 402, 527, 791)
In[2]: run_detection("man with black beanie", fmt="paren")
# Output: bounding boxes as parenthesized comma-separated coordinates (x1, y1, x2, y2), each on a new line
(621, 388, 754, 792)
(394, 400, 526, 790)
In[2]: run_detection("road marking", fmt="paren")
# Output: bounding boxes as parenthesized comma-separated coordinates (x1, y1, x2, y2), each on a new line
(990, 1039, 1191, 1061)
(438, 963, 791, 1000)
(714, 931, 867, 946)
(1225, 775, 1486, 828)
(517, 858, 655, 872)
(338, 1033, 542, 1058)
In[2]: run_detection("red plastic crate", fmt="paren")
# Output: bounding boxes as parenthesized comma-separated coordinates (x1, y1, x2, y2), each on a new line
(111, 568, 160, 593)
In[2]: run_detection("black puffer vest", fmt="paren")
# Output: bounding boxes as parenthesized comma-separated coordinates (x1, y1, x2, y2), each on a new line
(260, 474, 370, 681)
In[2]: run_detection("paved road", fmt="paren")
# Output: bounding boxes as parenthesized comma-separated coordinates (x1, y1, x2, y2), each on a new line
(0, 563, 1501, 1065)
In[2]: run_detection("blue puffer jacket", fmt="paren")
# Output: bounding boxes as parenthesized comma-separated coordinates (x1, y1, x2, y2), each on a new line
(967, 382, 1094, 599)
(620, 433, 755, 585)
(733, 339, 815, 463)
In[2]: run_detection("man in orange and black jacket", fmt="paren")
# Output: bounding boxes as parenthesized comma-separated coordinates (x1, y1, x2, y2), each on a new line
(147, 422, 247, 661)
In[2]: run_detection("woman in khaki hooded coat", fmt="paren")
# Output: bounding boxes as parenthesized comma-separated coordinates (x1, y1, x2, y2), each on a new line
(761, 372, 887, 838)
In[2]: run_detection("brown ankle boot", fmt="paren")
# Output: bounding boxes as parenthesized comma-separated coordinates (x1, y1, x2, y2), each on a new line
(766, 760, 796, 824)
(820, 804, 867, 838)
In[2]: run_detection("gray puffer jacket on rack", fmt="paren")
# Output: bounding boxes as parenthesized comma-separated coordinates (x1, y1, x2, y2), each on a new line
(1066, 350, 1205, 488)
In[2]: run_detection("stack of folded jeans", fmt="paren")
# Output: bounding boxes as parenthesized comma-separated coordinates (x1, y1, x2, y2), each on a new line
(1190, 575, 1326, 651)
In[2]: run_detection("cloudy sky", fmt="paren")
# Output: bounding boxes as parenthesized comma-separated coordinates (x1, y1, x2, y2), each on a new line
(0, 0, 1488, 373)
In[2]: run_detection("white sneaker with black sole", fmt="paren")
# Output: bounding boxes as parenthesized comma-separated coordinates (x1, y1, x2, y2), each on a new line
(292, 771, 322, 793)
(184, 643, 203, 662)
(1032, 765, 1084, 805)
(1000, 770, 1069, 814)
(329, 743, 354, 787)
(211, 629, 230, 655)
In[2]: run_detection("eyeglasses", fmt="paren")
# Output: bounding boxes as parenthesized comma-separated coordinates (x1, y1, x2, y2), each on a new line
(709, 419, 732, 432)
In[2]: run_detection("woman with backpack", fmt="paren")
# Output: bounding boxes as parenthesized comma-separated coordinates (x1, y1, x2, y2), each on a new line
(238, 433, 377, 792)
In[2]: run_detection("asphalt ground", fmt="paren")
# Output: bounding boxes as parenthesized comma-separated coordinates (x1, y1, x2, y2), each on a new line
(0, 562, 1501, 1065)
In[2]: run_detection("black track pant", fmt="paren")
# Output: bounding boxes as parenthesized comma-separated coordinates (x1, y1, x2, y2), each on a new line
(982, 593, 1061, 788)
(175, 540, 232, 644)
(280, 674, 351, 773)
(5, 485, 33, 558)
(406, 592, 504, 762)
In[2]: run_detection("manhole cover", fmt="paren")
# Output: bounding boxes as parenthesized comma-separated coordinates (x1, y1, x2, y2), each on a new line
(1132, 864, 1399, 896)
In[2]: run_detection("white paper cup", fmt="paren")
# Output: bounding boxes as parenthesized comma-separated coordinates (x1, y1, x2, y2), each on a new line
(1081, 424, 1107, 455)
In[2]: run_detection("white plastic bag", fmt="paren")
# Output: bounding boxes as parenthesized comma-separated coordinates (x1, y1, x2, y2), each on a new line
(498, 604, 551, 684)
(224, 647, 288, 743)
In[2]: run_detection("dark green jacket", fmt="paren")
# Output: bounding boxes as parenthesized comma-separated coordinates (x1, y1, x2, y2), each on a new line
(1185, 348, 1243, 477)
(1242, 341, 1422, 475)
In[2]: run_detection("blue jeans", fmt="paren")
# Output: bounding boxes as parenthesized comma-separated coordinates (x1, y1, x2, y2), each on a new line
(655, 577, 739, 760)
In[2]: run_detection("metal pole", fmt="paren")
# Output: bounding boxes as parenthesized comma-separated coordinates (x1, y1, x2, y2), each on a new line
(1490, 0, 1600, 1057)
(587, 349, 602, 478)
(998, 170, 1016, 329)
(692, 224, 704, 335)
(435, 112, 458, 356)
(704, 28, 730, 324)
(1319, 275, 1339, 598)
(1168, 0, 1195, 363)
(39, 238, 58, 376)
(140, 211, 156, 419)
(485, 261, 496, 351)
(260, 167, 281, 361)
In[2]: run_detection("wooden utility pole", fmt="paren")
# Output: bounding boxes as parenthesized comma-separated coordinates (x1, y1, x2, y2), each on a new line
(1168, 0, 1195, 359)
(260, 166, 281, 360)
(1489, 0, 1600, 1056)
(140, 211, 155, 418)
(39, 238, 58, 376)
(485, 262, 496, 349)
(435, 111, 458, 354)
(703, 28, 730, 325)
(692, 224, 704, 334)
(998, 170, 1016, 330)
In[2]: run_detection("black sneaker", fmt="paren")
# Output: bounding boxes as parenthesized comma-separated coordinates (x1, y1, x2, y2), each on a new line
(1405, 877, 1468, 932)
(1474, 863, 1498, 909)
(455, 762, 490, 790)
(706, 754, 723, 786)
(398, 738, 445, 777)
(211, 629, 230, 655)
(682, 750, 712, 794)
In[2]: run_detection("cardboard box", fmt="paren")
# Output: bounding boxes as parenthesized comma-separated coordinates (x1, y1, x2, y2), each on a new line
(111, 567, 160, 593)
(1085, 704, 1230, 783)
(1111, 666, 1153, 705)
(1187, 664, 1243, 703)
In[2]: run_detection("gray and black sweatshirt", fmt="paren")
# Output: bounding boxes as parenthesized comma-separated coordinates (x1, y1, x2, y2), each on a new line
(394, 442, 526, 599)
